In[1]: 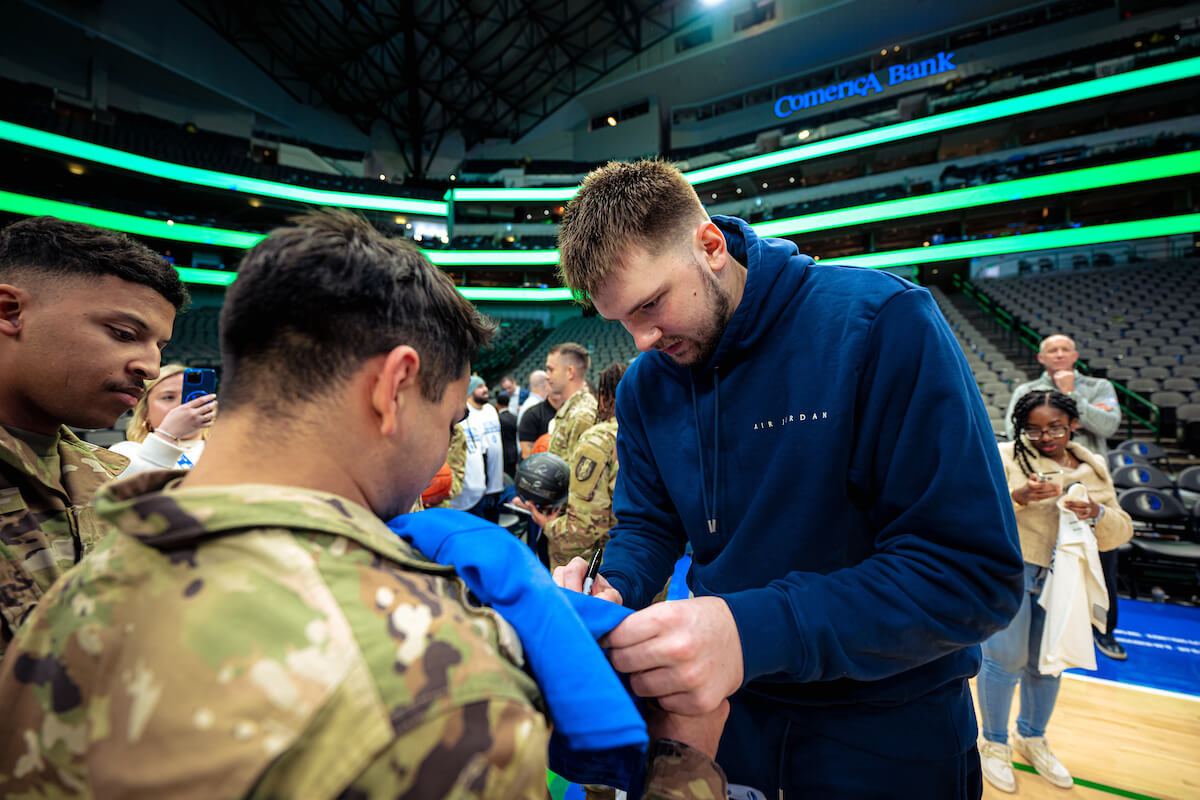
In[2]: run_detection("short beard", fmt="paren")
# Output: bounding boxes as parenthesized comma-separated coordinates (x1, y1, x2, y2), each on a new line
(676, 260, 733, 367)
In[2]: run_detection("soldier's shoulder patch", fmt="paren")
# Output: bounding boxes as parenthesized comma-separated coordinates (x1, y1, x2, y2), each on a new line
(575, 456, 596, 482)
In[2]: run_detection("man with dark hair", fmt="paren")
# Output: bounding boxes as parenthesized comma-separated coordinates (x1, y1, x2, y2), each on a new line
(0, 216, 186, 656)
(0, 210, 727, 797)
(555, 160, 1023, 798)
(501, 374, 528, 416)
(545, 341, 596, 461)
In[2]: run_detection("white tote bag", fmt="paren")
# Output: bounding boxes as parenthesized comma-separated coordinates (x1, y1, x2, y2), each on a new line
(1037, 483, 1108, 676)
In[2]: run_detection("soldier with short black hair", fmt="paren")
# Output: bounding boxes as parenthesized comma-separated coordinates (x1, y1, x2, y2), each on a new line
(0, 216, 187, 657)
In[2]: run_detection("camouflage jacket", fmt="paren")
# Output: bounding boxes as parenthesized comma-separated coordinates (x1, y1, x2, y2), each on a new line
(0, 425, 126, 658)
(547, 389, 597, 463)
(0, 472, 550, 799)
(0, 472, 726, 799)
(545, 419, 618, 570)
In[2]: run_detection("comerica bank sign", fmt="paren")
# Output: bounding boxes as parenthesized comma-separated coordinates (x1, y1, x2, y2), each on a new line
(774, 52, 958, 120)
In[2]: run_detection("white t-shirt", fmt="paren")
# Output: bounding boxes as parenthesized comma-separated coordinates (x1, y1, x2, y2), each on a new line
(462, 402, 504, 495)
(110, 435, 206, 478)
(446, 419, 486, 510)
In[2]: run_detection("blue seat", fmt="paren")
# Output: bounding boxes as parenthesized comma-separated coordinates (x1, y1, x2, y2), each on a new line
(1112, 464, 1174, 492)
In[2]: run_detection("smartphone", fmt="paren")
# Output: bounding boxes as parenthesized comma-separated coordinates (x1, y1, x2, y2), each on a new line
(1035, 469, 1064, 490)
(181, 368, 218, 404)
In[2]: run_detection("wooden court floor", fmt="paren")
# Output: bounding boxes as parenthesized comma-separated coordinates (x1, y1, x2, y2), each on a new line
(971, 675, 1200, 800)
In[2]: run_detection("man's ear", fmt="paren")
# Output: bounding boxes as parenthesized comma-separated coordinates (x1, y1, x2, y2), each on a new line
(696, 220, 729, 273)
(0, 284, 28, 338)
(371, 345, 421, 437)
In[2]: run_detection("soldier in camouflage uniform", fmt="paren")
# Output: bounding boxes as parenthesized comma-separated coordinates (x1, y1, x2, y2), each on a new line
(0, 211, 726, 798)
(0, 217, 187, 657)
(542, 363, 626, 571)
(545, 342, 597, 462)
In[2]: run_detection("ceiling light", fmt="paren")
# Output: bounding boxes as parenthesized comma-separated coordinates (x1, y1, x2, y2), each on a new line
(379, 173, 386, 180)
(606, 116, 618, 126)
(797, 129, 811, 140)
(66, 163, 85, 175)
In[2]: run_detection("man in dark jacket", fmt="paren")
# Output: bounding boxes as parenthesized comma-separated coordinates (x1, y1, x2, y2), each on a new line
(554, 160, 1024, 798)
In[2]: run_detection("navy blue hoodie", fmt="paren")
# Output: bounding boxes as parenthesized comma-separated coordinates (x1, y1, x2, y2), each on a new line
(601, 216, 1023, 713)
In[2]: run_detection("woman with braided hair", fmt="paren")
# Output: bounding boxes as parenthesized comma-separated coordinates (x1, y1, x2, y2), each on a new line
(978, 390, 1131, 794)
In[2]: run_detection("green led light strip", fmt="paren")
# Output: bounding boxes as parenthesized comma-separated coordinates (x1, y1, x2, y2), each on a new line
(753, 151, 1200, 238)
(684, 55, 1200, 184)
(458, 287, 574, 301)
(449, 55, 1200, 202)
(176, 266, 237, 286)
(0, 189, 268, 248)
(0, 120, 447, 217)
(831, 213, 1200, 270)
(450, 186, 577, 202)
(425, 249, 561, 267)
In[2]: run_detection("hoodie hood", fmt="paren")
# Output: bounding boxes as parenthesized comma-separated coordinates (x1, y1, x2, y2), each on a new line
(705, 215, 813, 369)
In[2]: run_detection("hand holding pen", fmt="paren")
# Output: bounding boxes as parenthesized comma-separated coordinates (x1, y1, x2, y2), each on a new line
(553, 549, 623, 605)
(582, 545, 604, 595)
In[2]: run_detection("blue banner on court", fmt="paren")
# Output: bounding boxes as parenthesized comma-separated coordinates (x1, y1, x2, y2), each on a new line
(1069, 598, 1200, 696)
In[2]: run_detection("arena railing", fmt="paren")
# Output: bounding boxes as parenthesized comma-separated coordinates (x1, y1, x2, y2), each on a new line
(952, 273, 1162, 442)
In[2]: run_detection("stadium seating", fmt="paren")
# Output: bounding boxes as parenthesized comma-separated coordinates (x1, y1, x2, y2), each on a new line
(161, 307, 221, 369)
(506, 316, 638, 389)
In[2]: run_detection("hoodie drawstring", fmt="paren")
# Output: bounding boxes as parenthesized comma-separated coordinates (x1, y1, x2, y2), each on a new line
(690, 368, 720, 535)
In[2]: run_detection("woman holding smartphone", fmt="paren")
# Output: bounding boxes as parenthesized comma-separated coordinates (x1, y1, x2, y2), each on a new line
(979, 389, 1131, 794)
(110, 364, 216, 477)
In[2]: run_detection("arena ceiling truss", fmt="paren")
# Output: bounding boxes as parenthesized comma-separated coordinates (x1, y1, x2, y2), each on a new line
(181, 0, 705, 176)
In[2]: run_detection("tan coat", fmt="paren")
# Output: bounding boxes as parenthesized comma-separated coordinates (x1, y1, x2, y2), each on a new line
(998, 439, 1133, 567)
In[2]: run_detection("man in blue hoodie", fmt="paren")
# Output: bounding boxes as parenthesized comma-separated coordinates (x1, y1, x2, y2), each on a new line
(554, 160, 1024, 797)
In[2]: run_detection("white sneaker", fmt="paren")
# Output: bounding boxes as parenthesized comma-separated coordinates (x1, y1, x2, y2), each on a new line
(1011, 730, 1073, 789)
(979, 740, 1016, 793)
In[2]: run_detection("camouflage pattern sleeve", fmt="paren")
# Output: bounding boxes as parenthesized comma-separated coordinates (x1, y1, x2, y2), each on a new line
(0, 477, 551, 800)
(332, 698, 551, 799)
(642, 740, 728, 800)
(437, 424, 467, 508)
(548, 391, 597, 463)
(0, 426, 125, 658)
(546, 421, 617, 570)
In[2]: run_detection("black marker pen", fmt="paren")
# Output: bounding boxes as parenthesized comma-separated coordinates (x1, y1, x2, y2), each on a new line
(582, 545, 604, 595)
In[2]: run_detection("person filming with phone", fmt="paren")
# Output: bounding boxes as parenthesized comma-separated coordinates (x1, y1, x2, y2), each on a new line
(110, 363, 216, 475)
(979, 389, 1131, 794)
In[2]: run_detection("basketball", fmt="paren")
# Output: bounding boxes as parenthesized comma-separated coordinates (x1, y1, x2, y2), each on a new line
(532, 433, 551, 454)
(421, 463, 453, 506)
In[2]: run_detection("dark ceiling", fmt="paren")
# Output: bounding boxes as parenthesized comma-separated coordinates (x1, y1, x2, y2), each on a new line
(181, 0, 707, 175)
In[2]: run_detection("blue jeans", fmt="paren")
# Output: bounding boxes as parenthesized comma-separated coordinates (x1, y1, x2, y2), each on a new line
(977, 562, 1061, 743)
